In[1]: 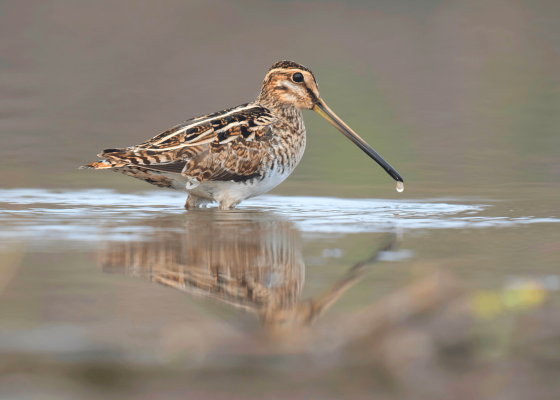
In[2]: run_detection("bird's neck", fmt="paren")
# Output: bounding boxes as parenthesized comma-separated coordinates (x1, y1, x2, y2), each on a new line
(256, 97, 303, 124)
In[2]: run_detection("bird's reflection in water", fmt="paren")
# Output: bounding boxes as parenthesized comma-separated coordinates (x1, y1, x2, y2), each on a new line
(98, 211, 394, 338)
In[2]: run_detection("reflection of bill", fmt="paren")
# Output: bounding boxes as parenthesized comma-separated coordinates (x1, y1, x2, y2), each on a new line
(98, 211, 396, 337)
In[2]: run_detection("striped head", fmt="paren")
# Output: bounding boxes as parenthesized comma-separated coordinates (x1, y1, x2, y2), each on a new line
(258, 61, 320, 110)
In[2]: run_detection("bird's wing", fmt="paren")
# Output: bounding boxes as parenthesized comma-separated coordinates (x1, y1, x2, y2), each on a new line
(81, 103, 277, 182)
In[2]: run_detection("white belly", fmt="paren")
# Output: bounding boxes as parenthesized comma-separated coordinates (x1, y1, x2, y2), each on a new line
(161, 166, 293, 208)
(152, 132, 306, 209)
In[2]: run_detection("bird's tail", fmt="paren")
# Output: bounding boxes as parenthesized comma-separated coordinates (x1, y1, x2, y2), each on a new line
(78, 160, 126, 170)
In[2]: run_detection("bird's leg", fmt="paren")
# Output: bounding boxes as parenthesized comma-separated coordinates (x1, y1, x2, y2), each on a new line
(216, 192, 242, 210)
(184, 196, 194, 210)
(184, 194, 211, 210)
(218, 199, 242, 210)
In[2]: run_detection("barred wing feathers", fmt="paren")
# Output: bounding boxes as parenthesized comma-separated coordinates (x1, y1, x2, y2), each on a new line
(80, 103, 278, 183)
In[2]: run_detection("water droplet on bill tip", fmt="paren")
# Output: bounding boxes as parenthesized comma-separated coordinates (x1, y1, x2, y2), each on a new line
(396, 181, 404, 193)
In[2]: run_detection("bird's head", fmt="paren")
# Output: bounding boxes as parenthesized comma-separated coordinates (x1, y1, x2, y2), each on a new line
(257, 60, 404, 186)
(258, 60, 320, 110)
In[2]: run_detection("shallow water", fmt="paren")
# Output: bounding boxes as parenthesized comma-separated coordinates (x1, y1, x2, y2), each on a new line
(1, 192, 560, 399)
(0, 189, 560, 398)
(1, 188, 559, 328)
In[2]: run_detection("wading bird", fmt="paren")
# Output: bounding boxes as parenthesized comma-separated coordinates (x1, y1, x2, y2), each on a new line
(81, 61, 403, 209)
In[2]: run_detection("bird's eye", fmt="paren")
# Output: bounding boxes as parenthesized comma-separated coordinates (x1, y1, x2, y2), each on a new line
(292, 73, 304, 83)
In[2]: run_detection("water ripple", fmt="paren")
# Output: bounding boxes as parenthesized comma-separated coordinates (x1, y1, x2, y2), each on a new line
(0, 189, 558, 246)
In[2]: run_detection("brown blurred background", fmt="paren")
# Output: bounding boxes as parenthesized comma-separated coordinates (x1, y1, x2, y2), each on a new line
(1, 0, 559, 197)
(2, 2, 560, 398)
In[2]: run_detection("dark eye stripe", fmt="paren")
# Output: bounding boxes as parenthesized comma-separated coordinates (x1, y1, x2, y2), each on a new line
(292, 73, 304, 83)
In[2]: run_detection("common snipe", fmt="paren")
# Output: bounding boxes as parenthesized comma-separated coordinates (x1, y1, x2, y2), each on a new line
(81, 61, 404, 209)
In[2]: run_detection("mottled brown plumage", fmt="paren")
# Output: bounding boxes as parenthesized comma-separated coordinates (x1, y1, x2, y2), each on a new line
(98, 214, 305, 326)
(81, 60, 404, 209)
(97, 213, 397, 337)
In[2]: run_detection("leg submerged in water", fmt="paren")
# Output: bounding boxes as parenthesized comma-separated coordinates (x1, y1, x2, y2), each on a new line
(184, 194, 212, 210)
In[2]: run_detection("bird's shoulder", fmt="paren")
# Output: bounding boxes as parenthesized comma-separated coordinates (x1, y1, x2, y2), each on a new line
(135, 102, 278, 151)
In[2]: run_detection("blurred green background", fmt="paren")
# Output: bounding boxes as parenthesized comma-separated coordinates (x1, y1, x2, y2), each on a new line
(1, 0, 559, 198)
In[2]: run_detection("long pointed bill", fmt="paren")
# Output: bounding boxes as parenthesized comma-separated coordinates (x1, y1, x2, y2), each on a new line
(313, 98, 404, 184)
